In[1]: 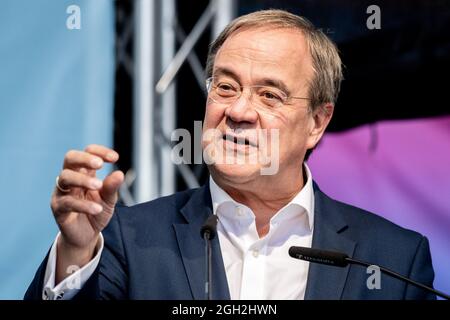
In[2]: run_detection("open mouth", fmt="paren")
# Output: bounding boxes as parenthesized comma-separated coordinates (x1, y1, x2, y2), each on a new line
(223, 133, 257, 147)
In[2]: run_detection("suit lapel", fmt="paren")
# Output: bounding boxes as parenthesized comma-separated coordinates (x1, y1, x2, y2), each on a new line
(304, 184, 356, 300)
(173, 183, 230, 300)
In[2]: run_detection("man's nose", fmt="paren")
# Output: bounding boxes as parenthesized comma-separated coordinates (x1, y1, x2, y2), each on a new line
(224, 93, 258, 124)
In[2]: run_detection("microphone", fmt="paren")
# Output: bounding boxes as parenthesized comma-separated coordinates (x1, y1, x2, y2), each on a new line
(289, 246, 450, 300)
(200, 215, 218, 300)
(200, 214, 218, 240)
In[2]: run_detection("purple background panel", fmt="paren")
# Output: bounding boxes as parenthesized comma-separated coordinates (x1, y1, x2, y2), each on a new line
(308, 115, 450, 295)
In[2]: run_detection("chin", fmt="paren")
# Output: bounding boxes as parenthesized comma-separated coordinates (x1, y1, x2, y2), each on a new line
(209, 162, 262, 184)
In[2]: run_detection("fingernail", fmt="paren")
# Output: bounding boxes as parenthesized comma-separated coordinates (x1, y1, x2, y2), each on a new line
(92, 203, 103, 213)
(91, 158, 102, 167)
(91, 179, 102, 189)
(106, 153, 115, 161)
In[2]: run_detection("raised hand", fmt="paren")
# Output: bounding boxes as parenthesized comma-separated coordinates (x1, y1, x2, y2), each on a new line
(51, 144, 124, 283)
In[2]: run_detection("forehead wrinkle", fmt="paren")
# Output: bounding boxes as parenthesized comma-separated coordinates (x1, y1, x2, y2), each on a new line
(214, 50, 286, 86)
(217, 49, 281, 70)
(214, 28, 313, 94)
(219, 28, 308, 63)
(218, 46, 285, 62)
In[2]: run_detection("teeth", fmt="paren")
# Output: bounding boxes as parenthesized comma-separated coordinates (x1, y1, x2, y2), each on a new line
(223, 134, 253, 146)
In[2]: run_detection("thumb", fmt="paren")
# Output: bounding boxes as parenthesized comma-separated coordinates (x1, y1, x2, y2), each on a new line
(100, 170, 124, 208)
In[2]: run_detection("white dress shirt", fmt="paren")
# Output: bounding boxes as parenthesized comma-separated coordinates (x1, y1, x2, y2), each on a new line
(42, 233, 104, 300)
(43, 165, 315, 300)
(210, 165, 314, 299)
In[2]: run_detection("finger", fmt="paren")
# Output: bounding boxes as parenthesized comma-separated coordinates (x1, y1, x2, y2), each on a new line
(63, 150, 104, 170)
(54, 196, 104, 215)
(85, 144, 119, 163)
(99, 170, 124, 207)
(58, 169, 103, 192)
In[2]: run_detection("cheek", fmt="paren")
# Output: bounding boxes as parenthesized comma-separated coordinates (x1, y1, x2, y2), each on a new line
(278, 113, 312, 152)
(257, 109, 312, 165)
(203, 103, 225, 129)
(256, 107, 287, 124)
(259, 108, 307, 136)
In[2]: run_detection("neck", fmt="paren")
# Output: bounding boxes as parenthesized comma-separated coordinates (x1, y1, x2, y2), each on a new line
(212, 166, 306, 237)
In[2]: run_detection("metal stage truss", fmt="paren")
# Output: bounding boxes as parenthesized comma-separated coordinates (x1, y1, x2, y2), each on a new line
(115, 0, 236, 205)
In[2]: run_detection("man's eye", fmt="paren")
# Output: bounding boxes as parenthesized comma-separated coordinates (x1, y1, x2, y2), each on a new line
(261, 90, 282, 101)
(217, 83, 236, 92)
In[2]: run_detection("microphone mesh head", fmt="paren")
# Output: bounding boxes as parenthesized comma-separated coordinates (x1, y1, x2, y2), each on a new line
(200, 215, 218, 240)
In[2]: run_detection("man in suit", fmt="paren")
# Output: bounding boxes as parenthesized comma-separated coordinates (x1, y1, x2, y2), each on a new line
(25, 9, 435, 300)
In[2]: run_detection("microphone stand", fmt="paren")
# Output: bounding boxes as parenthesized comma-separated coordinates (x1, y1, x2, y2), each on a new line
(203, 230, 213, 300)
(289, 246, 450, 300)
(200, 215, 218, 300)
(346, 257, 450, 300)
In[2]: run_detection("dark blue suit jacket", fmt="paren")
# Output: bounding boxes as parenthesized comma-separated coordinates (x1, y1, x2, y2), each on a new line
(25, 182, 436, 299)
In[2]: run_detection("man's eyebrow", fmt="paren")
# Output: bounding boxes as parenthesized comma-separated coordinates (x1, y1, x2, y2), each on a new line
(212, 67, 292, 96)
(212, 67, 240, 82)
(256, 78, 291, 97)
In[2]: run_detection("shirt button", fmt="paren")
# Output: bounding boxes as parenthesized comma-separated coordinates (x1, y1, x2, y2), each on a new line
(236, 207, 244, 216)
(252, 249, 259, 258)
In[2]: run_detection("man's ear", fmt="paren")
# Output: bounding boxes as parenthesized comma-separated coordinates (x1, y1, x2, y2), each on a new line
(306, 103, 334, 150)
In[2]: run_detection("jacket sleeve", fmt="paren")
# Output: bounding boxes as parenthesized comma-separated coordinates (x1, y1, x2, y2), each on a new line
(404, 236, 436, 300)
(24, 208, 129, 300)
(23, 250, 51, 300)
